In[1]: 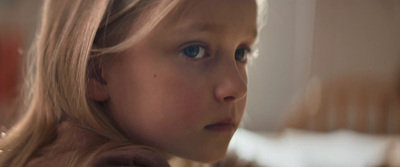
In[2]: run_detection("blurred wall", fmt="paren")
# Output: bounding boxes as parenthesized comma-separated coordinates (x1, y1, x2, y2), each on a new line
(245, 0, 317, 131)
(312, 0, 400, 78)
(0, 0, 42, 127)
(244, 0, 400, 131)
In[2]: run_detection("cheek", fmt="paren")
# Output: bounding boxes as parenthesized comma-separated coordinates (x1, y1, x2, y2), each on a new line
(150, 74, 211, 128)
(147, 62, 215, 127)
(107, 63, 213, 140)
(237, 96, 247, 119)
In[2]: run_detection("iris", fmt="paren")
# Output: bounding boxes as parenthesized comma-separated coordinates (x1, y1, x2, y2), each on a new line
(183, 46, 205, 59)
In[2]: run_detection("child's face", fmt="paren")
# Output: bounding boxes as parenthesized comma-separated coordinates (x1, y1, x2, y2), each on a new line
(100, 0, 257, 163)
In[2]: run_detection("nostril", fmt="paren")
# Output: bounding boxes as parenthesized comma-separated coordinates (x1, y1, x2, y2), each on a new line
(223, 96, 235, 102)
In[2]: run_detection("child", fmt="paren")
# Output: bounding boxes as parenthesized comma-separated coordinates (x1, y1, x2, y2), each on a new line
(0, 0, 265, 166)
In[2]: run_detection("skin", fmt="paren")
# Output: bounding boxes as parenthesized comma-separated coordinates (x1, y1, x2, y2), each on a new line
(88, 0, 258, 163)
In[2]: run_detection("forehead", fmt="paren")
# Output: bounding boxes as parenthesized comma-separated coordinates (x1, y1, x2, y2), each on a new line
(160, 0, 258, 37)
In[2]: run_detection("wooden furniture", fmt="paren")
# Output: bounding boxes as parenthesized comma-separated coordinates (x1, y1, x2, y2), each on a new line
(279, 75, 400, 166)
(280, 75, 400, 134)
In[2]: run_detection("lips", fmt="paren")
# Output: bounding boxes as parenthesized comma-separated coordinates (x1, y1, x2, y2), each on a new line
(205, 118, 236, 132)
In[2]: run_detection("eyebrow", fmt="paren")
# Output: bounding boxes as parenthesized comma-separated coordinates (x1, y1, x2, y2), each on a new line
(183, 22, 258, 39)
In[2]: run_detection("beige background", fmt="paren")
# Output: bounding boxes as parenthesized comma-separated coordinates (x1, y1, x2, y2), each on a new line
(244, 0, 400, 131)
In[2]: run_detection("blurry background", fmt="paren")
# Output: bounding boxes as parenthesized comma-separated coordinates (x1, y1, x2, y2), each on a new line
(0, 0, 42, 127)
(244, 0, 400, 131)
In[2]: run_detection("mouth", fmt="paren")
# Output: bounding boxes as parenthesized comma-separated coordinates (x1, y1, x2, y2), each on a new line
(205, 118, 236, 132)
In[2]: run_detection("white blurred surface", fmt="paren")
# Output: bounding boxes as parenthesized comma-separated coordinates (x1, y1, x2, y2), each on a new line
(229, 128, 399, 167)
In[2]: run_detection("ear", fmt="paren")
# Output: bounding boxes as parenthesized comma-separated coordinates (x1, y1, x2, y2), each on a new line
(87, 78, 109, 102)
(86, 59, 109, 102)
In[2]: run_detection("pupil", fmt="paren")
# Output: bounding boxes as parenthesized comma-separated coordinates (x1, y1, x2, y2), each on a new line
(235, 49, 244, 60)
(184, 46, 199, 58)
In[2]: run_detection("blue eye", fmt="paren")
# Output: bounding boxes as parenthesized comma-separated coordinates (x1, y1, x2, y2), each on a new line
(235, 48, 251, 62)
(182, 45, 206, 59)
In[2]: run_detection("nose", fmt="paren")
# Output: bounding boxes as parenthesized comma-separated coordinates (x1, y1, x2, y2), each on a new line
(214, 62, 248, 103)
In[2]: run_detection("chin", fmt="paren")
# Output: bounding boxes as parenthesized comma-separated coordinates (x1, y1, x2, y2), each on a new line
(165, 137, 233, 164)
(189, 149, 228, 164)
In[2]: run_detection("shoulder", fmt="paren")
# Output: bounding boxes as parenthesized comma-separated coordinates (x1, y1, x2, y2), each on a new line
(90, 146, 171, 167)
(25, 146, 170, 167)
(25, 152, 69, 167)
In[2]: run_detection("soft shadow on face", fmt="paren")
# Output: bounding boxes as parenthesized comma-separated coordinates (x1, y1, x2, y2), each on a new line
(100, 0, 258, 163)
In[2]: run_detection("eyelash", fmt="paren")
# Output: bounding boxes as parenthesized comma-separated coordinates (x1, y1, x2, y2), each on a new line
(180, 43, 252, 63)
(181, 44, 209, 60)
(235, 47, 252, 63)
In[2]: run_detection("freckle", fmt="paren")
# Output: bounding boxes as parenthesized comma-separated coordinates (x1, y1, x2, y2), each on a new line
(154, 74, 157, 78)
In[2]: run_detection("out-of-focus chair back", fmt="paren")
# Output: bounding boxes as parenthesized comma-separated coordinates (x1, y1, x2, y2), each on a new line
(280, 75, 400, 134)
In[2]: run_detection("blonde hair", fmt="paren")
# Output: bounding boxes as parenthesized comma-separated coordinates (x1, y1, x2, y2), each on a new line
(0, 0, 181, 166)
(0, 0, 267, 166)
